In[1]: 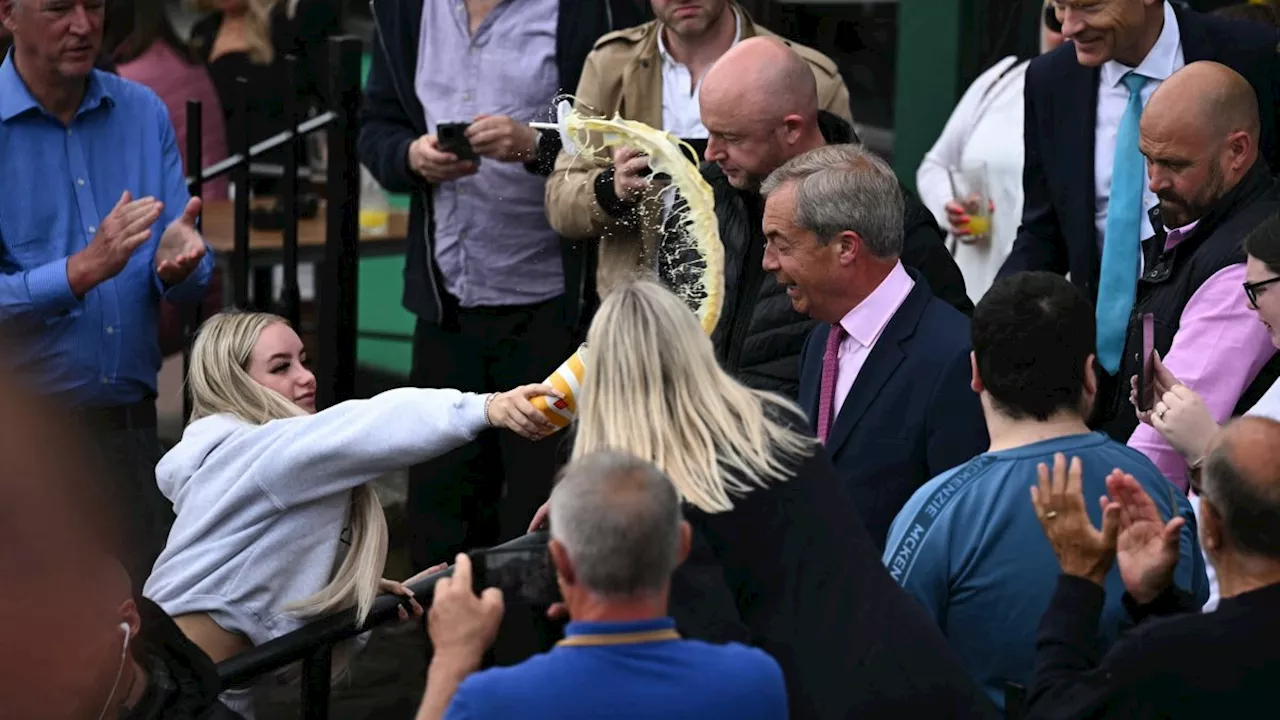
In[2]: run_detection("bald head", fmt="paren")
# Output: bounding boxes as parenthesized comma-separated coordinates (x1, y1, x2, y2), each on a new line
(701, 36, 818, 123)
(1144, 61, 1260, 143)
(1202, 416, 1280, 560)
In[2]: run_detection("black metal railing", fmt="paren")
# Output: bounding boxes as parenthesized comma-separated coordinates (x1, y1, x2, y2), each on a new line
(216, 533, 550, 719)
(181, 36, 364, 417)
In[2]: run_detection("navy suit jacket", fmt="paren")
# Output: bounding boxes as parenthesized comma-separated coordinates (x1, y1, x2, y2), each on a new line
(799, 270, 989, 551)
(999, 5, 1280, 301)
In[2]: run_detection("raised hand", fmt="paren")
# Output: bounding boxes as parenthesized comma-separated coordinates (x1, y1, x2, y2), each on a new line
(1129, 350, 1180, 425)
(66, 190, 163, 296)
(486, 383, 563, 440)
(1030, 453, 1121, 586)
(155, 196, 208, 286)
(1105, 471, 1185, 604)
(612, 146, 651, 203)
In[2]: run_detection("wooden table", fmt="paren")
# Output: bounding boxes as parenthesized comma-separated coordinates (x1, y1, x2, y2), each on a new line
(200, 199, 409, 255)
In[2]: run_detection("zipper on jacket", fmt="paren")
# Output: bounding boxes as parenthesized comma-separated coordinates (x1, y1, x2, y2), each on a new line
(370, 0, 445, 325)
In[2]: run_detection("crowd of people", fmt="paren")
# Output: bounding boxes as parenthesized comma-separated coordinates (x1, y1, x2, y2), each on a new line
(4, 0, 1280, 718)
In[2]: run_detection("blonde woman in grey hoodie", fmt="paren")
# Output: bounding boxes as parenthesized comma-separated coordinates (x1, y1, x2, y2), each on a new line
(143, 311, 559, 715)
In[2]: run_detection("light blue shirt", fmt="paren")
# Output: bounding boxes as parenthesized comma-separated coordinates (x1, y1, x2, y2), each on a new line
(882, 432, 1209, 711)
(0, 52, 213, 406)
(413, 0, 563, 308)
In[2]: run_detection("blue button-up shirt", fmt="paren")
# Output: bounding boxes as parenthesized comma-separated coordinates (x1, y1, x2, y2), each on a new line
(414, 0, 563, 308)
(0, 53, 213, 407)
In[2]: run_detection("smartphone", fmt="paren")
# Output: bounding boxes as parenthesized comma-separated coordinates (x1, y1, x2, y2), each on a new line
(1137, 313, 1156, 412)
(468, 532, 559, 607)
(436, 122, 478, 162)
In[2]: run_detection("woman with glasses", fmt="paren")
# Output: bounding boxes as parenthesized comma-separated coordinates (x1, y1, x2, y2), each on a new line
(1131, 213, 1280, 610)
(914, 1, 1064, 304)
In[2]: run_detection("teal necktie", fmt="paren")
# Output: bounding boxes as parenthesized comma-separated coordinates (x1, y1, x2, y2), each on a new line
(1097, 72, 1149, 374)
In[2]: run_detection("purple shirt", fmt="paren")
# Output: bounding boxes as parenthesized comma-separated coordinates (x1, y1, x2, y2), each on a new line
(413, 0, 563, 308)
(1128, 222, 1275, 490)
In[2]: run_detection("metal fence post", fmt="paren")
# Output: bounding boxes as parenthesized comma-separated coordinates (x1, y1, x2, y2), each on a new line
(300, 645, 332, 720)
(318, 36, 363, 408)
(183, 99, 204, 422)
(280, 56, 302, 328)
(232, 77, 252, 309)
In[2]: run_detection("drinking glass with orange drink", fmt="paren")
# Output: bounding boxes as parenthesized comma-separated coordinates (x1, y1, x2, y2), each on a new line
(947, 163, 992, 244)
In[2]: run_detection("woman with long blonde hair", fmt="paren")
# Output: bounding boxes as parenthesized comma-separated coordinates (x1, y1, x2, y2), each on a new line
(144, 311, 557, 716)
(561, 280, 993, 720)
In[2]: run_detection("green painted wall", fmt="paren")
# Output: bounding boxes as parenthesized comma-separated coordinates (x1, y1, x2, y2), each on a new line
(356, 53, 415, 375)
(892, 0, 964, 194)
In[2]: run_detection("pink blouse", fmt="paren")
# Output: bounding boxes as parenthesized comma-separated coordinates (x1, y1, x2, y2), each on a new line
(117, 43, 230, 200)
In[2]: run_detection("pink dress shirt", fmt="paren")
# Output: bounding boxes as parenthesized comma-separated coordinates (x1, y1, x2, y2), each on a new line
(832, 262, 916, 419)
(1128, 223, 1274, 490)
(117, 42, 229, 200)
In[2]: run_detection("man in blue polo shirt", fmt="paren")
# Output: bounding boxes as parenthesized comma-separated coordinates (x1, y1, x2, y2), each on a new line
(882, 272, 1209, 713)
(415, 451, 787, 720)
(0, 0, 213, 587)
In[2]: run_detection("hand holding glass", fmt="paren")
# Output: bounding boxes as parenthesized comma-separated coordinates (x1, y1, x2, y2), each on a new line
(947, 164, 992, 243)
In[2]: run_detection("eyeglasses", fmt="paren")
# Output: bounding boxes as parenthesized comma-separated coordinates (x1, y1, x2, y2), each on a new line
(1243, 276, 1280, 308)
(1043, 4, 1063, 33)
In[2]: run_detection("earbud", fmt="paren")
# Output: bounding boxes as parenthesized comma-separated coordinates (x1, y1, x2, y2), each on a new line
(119, 622, 131, 644)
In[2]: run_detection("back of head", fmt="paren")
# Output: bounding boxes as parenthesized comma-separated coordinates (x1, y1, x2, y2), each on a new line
(0, 364, 133, 719)
(1202, 416, 1280, 560)
(549, 452, 682, 598)
(575, 280, 815, 513)
(973, 272, 1095, 421)
(188, 311, 304, 425)
(700, 36, 819, 126)
(760, 143, 905, 259)
(1244, 209, 1280, 275)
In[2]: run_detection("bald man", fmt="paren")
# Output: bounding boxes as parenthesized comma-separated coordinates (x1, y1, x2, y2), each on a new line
(665, 37, 970, 399)
(544, 0, 851, 301)
(1029, 416, 1280, 718)
(1091, 61, 1280, 495)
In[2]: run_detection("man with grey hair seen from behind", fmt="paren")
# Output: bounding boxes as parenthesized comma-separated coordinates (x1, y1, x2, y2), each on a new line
(766, 144, 989, 550)
(413, 451, 787, 720)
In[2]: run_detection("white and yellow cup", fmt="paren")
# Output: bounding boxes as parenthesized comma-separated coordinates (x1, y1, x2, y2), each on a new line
(531, 344, 587, 430)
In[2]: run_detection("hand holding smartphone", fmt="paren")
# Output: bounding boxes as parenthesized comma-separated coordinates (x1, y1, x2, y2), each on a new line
(437, 122, 479, 162)
(467, 532, 560, 607)
(1137, 313, 1157, 413)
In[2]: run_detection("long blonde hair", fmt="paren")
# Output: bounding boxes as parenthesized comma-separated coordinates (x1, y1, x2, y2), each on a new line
(187, 311, 388, 626)
(191, 0, 300, 65)
(572, 281, 818, 513)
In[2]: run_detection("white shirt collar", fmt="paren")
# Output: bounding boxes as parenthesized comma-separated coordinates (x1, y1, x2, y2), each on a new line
(657, 6, 743, 67)
(1101, 1, 1181, 88)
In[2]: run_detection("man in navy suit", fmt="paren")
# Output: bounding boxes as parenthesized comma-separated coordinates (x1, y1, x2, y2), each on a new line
(999, 0, 1278, 412)
(761, 144, 990, 550)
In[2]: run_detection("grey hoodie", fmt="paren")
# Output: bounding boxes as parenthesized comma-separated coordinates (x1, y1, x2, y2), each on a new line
(144, 388, 488, 648)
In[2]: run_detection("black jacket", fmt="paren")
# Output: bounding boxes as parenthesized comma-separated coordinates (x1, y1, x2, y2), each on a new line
(358, 0, 649, 329)
(689, 112, 973, 398)
(1097, 161, 1280, 439)
(125, 599, 242, 720)
(684, 446, 998, 720)
(1000, 5, 1280, 299)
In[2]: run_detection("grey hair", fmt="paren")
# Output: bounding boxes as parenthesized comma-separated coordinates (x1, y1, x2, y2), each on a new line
(549, 451, 682, 598)
(760, 143, 905, 259)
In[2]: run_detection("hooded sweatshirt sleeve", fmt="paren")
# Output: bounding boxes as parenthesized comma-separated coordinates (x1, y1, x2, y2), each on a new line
(228, 388, 489, 510)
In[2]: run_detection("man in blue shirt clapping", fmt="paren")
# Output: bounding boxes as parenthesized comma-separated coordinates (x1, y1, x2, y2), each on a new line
(0, 0, 213, 588)
(416, 451, 788, 720)
(882, 272, 1209, 713)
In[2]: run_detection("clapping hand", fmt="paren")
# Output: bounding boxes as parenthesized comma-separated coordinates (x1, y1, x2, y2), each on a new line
(486, 384, 563, 440)
(1031, 453, 1121, 586)
(1105, 471, 1185, 605)
(155, 197, 208, 286)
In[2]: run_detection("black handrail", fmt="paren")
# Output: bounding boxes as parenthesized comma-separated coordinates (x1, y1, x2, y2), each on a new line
(183, 99, 204, 422)
(280, 55, 302, 329)
(217, 532, 551, 691)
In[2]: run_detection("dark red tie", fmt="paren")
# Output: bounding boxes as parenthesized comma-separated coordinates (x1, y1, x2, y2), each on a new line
(816, 324, 846, 444)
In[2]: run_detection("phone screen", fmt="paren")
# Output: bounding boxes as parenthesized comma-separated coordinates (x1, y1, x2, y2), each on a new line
(436, 122, 478, 161)
(1138, 313, 1156, 412)
(467, 534, 559, 607)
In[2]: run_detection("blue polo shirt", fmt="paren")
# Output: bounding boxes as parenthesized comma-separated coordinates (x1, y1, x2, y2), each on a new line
(0, 51, 212, 407)
(443, 617, 787, 720)
(882, 432, 1209, 711)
